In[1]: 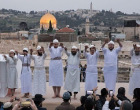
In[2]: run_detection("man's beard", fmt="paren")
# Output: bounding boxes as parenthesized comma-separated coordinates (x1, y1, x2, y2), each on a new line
(71, 52, 77, 56)
(109, 48, 114, 51)
(135, 51, 140, 56)
(38, 52, 42, 56)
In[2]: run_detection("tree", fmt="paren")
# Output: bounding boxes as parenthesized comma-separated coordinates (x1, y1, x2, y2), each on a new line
(48, 20, 53, 32)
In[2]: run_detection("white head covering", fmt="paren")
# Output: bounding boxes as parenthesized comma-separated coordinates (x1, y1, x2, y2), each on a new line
(3, 102, 12, 109)
(10, 49, 15, 53)
(89, 45, 95, 48)
(137, 45, 140, 48)
(23, 48, 28, 52)
(72, 46, 77, 49)
(53, 39, 59, 43)
(108, 40, 114, 45)
(37, 46, 41, 50)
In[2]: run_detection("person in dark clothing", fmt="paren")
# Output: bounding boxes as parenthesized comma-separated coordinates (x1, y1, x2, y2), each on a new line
(32, 94, 47, 110)
(85, 98, 95, 110)
(132, 88, 140, 110)
(76, 96, 87, 110)
(81, 64, 87, 82)
(99, 88, 108, 107)
(117, 87, 130, 102)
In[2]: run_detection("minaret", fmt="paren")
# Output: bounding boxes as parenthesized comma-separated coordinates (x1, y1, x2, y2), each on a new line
(85, 18, 90, 34)
(90, 2, 93, 13)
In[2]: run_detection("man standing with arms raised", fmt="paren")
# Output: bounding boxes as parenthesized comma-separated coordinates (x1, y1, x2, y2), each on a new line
(84, 45, 99, 92)
(129, 44, 140, 95)
(102, 39, 122, 92)
(15, 48, 32, 98)
(64, 46, 81, 99)
(49, 39, 64, 98)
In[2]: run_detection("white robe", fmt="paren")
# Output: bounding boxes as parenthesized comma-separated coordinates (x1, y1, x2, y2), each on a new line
(6, 56, 18, 89)
(129, 49, 140, 95)
(102, 47, 121, 92)
(0, 55, 8, 97)
(18, 54, 32, 93)
(49, 46, 64, 87)
(31, 53, 47, 96)
(84, 51, 99, 91)
(64, 51, 80, 92)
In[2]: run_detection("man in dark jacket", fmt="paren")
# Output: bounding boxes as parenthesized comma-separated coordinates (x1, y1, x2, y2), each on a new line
(76, 96, 87, 110)
(55, 92, 75, 110)
(117, 87, 130, 102)
(132, 88, 140, 110)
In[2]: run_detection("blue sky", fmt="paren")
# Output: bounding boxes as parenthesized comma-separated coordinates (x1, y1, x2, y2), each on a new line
(0, 0, 140, 14)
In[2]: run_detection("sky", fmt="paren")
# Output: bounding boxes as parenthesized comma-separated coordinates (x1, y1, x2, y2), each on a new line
(0, 0, 140, 14)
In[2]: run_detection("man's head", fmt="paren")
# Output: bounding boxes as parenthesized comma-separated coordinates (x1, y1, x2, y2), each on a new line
(9, 50, 15, 57)
(80, 96, 87, 105)
(118, 87, 125, 96)
(53, 39, 59, 48)
(63, 92, 71, 102)
(108, 41, 114, 51)
(71, 46, 77, 56)
(134, 45, 140, 56)
(85, 98, 95, 110)
(101, 88, 108, 97)
(32, 94, 45, 107)
(37, 46, 43, 56)
(23, 48, 28, 56)
(133, 88, 140, 99)
(89, 45, 96, 54)
(120, 100, 133, 110)
(3, 102, 13, 110)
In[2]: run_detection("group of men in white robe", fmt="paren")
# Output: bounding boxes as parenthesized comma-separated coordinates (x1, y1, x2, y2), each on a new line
(1, 38, 140, 98)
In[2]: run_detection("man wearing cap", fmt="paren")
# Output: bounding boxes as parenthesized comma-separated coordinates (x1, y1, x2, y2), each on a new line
(15, 48, 32, 98)
(55, 92, 75, 110)
(102, 39, 122, 92)
(84, 45, 99, 92)
(3, 102, 13, 110)
(129, 44, 140, 95)
(64, 46, 81, 99)
(3, 50, 18, 96)
(30, 46, 47, 96)
(49, 39, 64, 98)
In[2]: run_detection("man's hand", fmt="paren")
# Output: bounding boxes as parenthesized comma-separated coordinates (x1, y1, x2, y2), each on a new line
(93, 87, 98, 92)
(15, 51, 18, 55)
(3, 55, 7, 59)
(106, 95, 111, 102)
(64, 47, 67, 51)
(49, 42, 53, 48)
(133, 44, 137, 49)
(116, 39, 120, 43)
(41, 47, 45, 53)
(105, 38, 109, 44)
(30, 99, 38, 110)
(60, 43, 64, 48)
(30, 49, 33, 53)
(113, 95, 118, 102)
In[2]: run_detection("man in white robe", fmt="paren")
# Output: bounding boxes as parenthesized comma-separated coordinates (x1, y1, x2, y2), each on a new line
(49, 39, 64, 98)
(15, 48, 32, 98)
(84, 45, 99, 92)
(3, 50, 18, 96)
(102, 39, 122, 92)
(64, 46, 81, 99)
(30, 46, 47, 96)
(129, 44, 140, 95)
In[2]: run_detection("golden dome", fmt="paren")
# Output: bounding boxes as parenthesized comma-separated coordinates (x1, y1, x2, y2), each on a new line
(40, 13, 57, 30)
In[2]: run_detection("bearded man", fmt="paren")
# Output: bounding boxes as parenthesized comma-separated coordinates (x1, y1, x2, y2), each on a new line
(30, 46, 47, 96)
(102, 39, 122, 92)
(64, 46, 81, 99)
(129, 44, 140, 95)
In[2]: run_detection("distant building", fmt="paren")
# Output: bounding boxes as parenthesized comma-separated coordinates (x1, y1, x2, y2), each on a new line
(55, 26, 77, 42)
